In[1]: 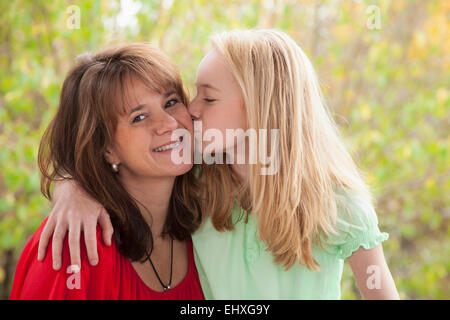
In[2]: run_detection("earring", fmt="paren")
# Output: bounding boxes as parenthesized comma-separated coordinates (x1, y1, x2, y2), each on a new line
(111, 163, 119, 173)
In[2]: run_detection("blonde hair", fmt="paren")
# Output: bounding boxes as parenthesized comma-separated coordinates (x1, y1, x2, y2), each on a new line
(200, 29, 373, 271)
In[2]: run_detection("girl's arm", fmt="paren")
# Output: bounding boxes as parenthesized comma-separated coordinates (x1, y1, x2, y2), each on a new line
(348, 244, 400, 299)
(37, 179, 114, 270)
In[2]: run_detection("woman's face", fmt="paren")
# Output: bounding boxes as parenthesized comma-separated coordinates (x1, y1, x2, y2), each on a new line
(106, 77, 194, 179)
(189, 50, 247, 153)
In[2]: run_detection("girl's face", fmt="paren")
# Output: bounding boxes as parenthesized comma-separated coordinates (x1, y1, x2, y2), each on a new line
(189, 50, 247, 153)
(106, 77, 193, 179)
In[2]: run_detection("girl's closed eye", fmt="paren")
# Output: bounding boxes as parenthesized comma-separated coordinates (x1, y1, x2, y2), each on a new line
(204, 98, 217, 103)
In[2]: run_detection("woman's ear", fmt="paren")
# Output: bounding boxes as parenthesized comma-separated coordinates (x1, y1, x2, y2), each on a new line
(104, 147, 120, 166)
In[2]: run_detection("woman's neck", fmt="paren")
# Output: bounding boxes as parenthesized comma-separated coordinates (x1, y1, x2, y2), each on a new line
(119, 173, 175, 239)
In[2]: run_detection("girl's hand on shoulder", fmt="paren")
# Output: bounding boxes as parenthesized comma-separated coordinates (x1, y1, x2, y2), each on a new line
(37, 179, 114, 270)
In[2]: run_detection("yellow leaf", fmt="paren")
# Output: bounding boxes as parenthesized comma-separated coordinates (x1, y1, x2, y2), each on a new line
(437, 87, 448, 105)
(360, 104, 372, 120)
(345, 89, 355, 101)
(366, 172, 377, 185)
(425, 178, 435, 189)
(0, 268, 5, 283)
(413, 30, 427, 48)
(402, 145, 412, 158)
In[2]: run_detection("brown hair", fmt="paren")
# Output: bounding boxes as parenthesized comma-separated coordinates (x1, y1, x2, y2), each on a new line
(38, 43, 202, 262)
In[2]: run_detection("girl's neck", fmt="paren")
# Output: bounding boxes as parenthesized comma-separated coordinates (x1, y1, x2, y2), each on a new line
(119, 173, 175, 239)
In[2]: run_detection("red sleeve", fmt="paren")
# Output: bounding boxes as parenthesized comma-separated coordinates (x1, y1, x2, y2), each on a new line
(10, 218, 119, 300)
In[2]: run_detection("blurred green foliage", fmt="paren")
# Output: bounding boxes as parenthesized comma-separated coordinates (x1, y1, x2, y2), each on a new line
(0, 0, 448, 299)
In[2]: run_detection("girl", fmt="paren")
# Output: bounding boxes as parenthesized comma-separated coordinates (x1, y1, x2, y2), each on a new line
(35, 29, 399, 299)
(10, 43, 205, 299)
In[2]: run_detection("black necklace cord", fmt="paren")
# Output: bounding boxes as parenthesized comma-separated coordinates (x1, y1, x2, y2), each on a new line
(146, 237, 174, 291)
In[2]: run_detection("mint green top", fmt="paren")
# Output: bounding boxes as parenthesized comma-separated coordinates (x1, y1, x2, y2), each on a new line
(191, 190, 389, 299)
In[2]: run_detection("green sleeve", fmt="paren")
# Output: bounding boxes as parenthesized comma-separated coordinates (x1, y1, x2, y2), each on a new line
(324, 189, 389, 260)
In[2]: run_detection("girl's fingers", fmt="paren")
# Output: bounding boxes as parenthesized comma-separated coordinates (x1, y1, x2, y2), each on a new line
(68, 221, 82, 270)
(51, 224, 66, 270)
(84, 221, 98, 266)
(37, 218, 55, 261)
(98, 210, 114, 246)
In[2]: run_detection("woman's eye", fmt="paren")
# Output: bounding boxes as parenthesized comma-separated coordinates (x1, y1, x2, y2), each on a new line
(132, 114, 147, 123)
(165, 99, 179, 109)
(204, 98, 216, 103)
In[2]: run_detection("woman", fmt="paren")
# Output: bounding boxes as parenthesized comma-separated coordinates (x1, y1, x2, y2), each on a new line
(36, 29, 399, 299)
(10, 43, 205, 299)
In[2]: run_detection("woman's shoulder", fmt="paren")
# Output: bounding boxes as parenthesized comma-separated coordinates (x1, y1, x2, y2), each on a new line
(34, 217, 118, 268)
(10, 217, 119, 299)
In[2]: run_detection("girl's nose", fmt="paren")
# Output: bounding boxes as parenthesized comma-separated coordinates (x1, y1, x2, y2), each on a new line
(187, 101, 202, 120)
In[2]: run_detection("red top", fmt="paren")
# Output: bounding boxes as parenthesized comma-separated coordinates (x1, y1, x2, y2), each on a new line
(10, 218, 205, 300)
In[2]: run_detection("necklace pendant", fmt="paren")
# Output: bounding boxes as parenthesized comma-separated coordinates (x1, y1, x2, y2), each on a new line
(163, 285, 171, 292)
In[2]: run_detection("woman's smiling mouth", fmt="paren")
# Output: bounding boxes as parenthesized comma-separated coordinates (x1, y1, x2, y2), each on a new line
(152, 136, 183, 153)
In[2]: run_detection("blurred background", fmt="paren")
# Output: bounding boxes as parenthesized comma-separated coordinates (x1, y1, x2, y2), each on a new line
(0, 0, 448, 299)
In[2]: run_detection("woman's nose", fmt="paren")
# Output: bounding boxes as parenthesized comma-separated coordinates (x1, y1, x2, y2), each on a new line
(154, 112, 179, 136)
